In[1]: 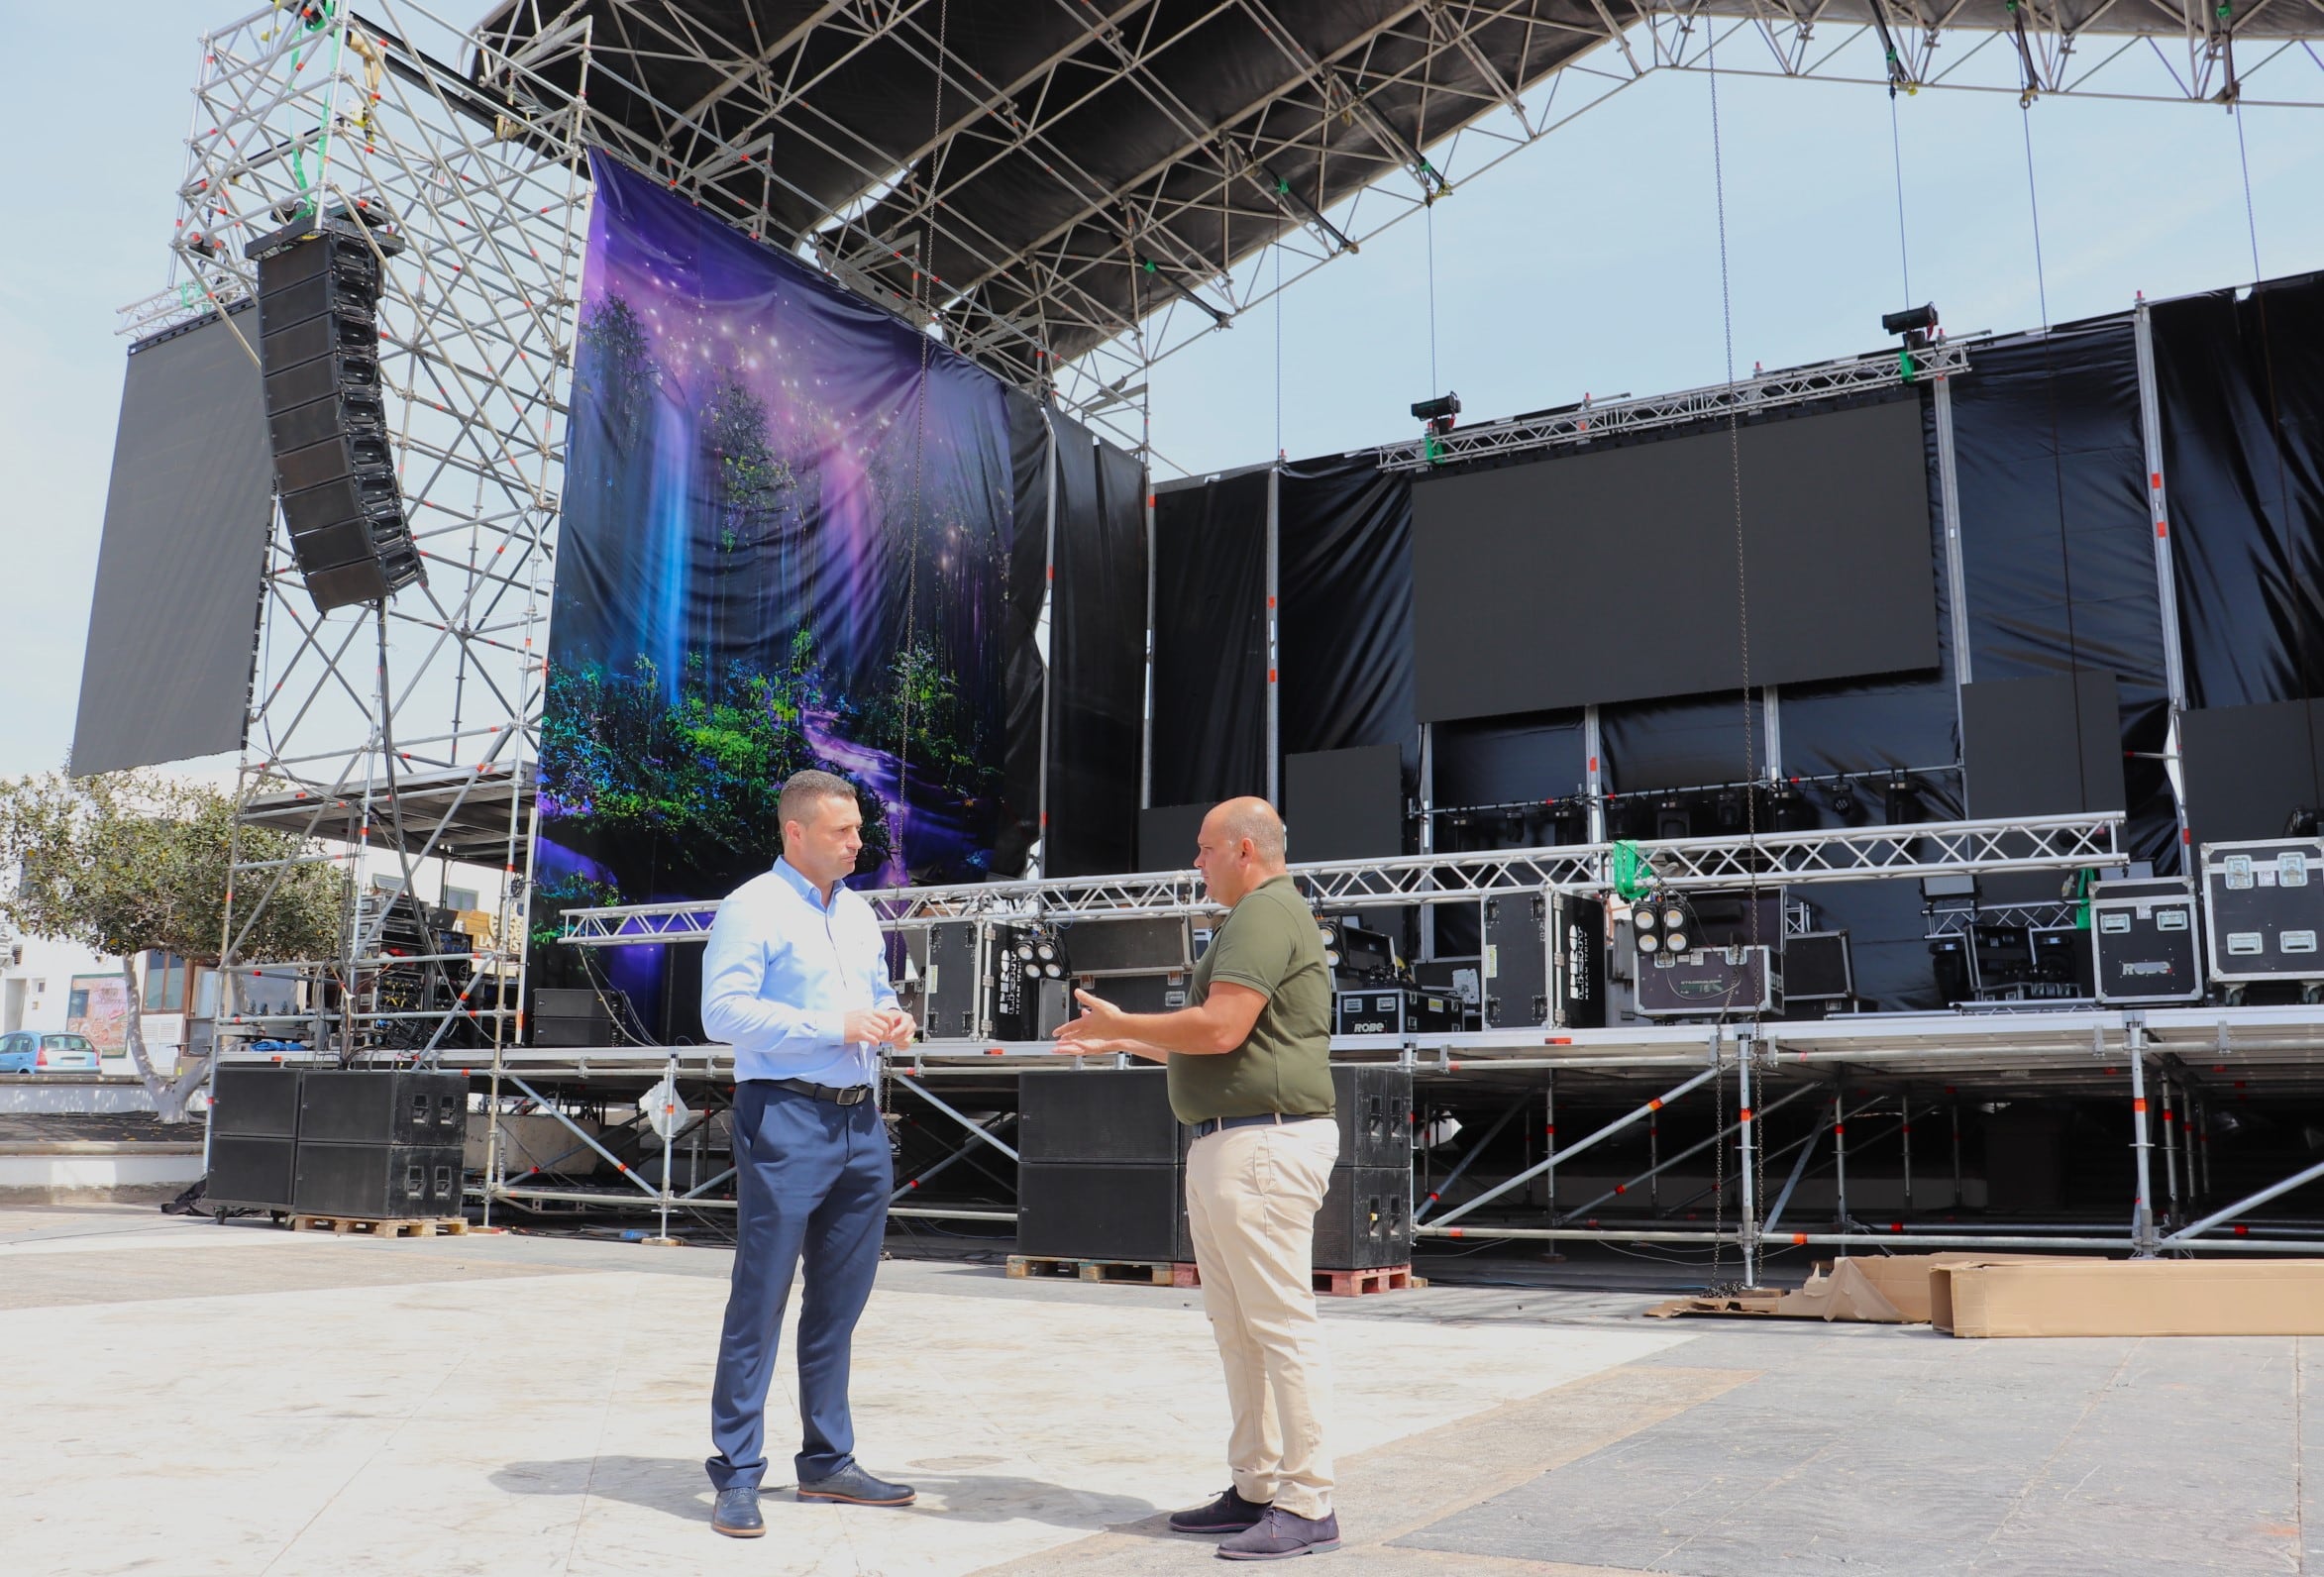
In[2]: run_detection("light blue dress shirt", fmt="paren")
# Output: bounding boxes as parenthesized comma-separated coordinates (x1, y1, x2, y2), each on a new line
(699, 858, 898, 1087)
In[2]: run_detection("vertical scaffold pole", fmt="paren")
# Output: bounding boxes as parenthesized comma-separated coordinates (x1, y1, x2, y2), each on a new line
(2161, 1075, 2181, 1230)
(2127, 1020, 2158, 1257)
(1738, 1040, 1758, 1287)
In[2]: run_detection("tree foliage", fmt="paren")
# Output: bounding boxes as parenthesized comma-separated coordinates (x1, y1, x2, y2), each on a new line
(0, 773, 341, 967)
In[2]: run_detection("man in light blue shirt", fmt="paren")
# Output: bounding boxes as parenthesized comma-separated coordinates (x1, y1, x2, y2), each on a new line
(700, 770, 918, 1537)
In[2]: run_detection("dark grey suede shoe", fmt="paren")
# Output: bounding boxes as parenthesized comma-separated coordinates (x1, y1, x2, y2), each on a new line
(795, 1463, 917, 1506)
(711, 1485, 765, 1537)
(1169, 1487, 1272, 1534)
(1217, 1506, 1340, 1559)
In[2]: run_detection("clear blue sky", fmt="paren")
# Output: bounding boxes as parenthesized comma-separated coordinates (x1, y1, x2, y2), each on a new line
(4, 8, 2319, 778)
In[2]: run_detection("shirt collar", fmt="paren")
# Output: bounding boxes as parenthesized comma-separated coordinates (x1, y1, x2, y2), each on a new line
(773, 856, 841, 912)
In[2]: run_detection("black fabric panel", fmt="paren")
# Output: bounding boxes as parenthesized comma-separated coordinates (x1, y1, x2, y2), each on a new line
(72, 310, 273, 774)
(1046, 412, 1148, 878)
(1790, 880, 1947, 1012)
(2153, 275, 2324, 711)
(1278, 456, 1414, 759)
(1149, 469, 1270, 806)
(1948, 315, 2175, 871)
(1601, 693, 1763, 795)
(1431, 710, 1588, 809)
(1286, 745, 1404, 861)
(1138, 803, 1210, 873)
(993, 387, 1051, 877)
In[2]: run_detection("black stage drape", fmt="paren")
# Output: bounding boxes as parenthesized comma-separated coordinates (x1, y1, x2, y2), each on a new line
(1046, 410, 1149, 876)
(1278, 455, 1415, 759)
(1149, 468, 1271, 806)
(2153, 274, 2324, 712)
(995, 387, 1053, 877)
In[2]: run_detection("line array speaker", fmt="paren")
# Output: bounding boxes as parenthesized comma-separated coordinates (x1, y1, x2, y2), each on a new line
(247, 216, 423, 612)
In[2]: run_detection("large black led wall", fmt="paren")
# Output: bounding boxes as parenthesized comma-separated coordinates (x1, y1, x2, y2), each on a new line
(1410, 398, 1939, 721)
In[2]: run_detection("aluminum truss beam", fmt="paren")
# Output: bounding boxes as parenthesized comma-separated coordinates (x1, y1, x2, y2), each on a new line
(1364, 342, 1973, 473)
(562, 812, 2124, 942)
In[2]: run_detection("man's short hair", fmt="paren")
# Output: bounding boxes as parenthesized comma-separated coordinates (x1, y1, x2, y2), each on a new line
(779, 770, 860, 835)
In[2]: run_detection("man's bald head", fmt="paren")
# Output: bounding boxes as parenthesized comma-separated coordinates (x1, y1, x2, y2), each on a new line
(1195, 796, 1288, 906)
(1207, 796, 1287, 862)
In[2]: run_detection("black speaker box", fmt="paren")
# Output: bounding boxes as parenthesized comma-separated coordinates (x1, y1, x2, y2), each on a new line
(1313, 1167, 1414, 1270)
(1016, 1161, 1185, 1262)
(207, 1135, 297, 1211)
(298, 1070, 467, 1145)
(210, 1066, 303, 1138)
(1285, 744, 1404, 862)
(1332, 1065, 1413, 1169)
(533, 986, 614, 1047)
(1019, 1068, 1179, 1164)
(292, 1142, 466, 1219)
(1137, 803, 1212, 873)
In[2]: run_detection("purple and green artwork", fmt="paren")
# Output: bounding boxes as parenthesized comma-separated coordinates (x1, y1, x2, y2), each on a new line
(538, 154, 1022, 957)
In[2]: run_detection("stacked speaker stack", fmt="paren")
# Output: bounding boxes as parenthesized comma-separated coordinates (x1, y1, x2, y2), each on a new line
(246, 215, 423, 612)
(207, 1067, 468, 1219)
(1015, 1066, 1414, 1271)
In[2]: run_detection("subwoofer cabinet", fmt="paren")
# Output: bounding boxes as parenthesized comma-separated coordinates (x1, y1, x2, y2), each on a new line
(206, 1135, 297, 1212)
(291, 1141, 466, 1219)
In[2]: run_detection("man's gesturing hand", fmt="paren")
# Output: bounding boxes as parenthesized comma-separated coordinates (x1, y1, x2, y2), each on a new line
(1051, 989, 1128, 1051)
(843, 1008, 917, 1046)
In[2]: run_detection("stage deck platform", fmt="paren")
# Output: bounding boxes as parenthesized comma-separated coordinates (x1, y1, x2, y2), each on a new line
(1, 1202, 2313, 1576)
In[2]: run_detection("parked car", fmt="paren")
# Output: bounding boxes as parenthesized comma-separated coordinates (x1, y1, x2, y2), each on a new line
(0, 1032, 102, 1074)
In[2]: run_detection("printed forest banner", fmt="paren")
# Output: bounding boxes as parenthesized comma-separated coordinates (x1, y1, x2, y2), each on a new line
(539, 154, 1030, 954)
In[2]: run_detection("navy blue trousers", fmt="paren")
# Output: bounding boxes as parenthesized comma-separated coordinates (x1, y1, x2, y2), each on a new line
(706, 1082, 892, 1491)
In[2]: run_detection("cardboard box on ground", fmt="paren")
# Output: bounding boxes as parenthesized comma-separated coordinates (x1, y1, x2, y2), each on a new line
(1648, 1254, 2324, 1337)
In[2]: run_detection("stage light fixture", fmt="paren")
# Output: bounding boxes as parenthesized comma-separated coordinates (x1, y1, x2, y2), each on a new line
(1043, 962, 1065, 979)
(1023, 964, 1043, 981)
(1410, 391, 1461, 433)
(1883, 775, 1922, 825)
(1831, 781, 1859, 818)
(1035, 941, 1057, 962)
(1015, 941, 1036, 961)
(1665, 927, 1690, 953)
(1881, 303, 1940, 337)
(1660, 905, 1687, 931)
(1634, 905, 1658, 931)
(1637, 931, 1660, 954)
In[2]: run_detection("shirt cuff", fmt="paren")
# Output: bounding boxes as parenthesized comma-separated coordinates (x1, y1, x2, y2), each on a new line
(820, 1008, 853, 1042)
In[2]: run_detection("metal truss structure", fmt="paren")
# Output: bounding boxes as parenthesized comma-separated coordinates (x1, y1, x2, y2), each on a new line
(562, 811, 2125, 941)
(1364, 341, 1973, 473)
(119, 3, 605, 1076)
(466, 1, 2324, 476)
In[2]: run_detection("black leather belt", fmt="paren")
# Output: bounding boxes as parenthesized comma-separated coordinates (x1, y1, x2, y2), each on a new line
(770, 1077, 873, 1105)
(1189, 1111, 1312, 1140)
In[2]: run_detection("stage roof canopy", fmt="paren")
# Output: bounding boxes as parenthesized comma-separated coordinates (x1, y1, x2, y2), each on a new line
(473, 1, 2317, 400)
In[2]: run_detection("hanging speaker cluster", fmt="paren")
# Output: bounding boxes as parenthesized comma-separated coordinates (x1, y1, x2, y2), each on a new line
(246, 215, 423, 613)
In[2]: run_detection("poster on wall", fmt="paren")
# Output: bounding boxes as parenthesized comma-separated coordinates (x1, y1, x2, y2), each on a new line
(538, 155, 1029, 976)
(66, 974, 128, 1060)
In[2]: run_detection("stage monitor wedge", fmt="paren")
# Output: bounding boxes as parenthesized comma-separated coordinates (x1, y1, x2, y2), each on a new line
(1285, 744, 1403, 862)
(1411, 397, 1938, 720)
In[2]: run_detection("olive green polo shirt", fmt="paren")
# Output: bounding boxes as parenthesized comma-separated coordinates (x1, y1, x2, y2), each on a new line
(1167, 874, 1336, 1124)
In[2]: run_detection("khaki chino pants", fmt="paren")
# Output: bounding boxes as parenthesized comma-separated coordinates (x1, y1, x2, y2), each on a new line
(1182, 1115, 1341, 1520)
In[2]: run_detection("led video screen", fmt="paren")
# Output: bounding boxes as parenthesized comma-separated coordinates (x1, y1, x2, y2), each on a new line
(1411, 397, 1939, 720)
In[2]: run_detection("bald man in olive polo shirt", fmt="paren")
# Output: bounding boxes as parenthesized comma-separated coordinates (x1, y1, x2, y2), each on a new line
(1054, 796, 1342, 1561)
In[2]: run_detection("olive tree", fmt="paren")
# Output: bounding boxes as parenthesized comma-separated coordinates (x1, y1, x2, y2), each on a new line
(0, 772, 343, 1121)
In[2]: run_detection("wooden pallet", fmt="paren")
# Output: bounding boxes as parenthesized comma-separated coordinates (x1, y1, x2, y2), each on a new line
(288, 1214, 471, 1239)
(1171, 1262, 1426, 1298)
(1005, 1254, 1175, 1286)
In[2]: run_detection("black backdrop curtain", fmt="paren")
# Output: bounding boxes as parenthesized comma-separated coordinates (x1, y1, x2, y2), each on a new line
(1947, 317, 2176, 873)
(1278, 455, 1415, 758)
(1149, 467, 1271, 805)
(996, 387, 1052, 876)
(2153, 273, 2324, 712)
(1047, 411, 1149, 876)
